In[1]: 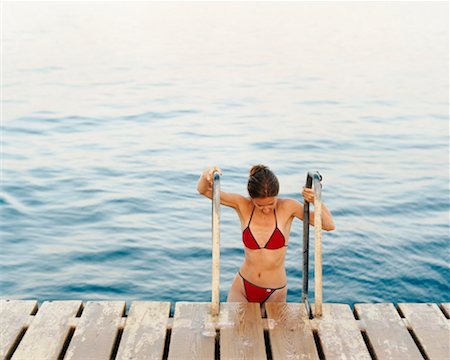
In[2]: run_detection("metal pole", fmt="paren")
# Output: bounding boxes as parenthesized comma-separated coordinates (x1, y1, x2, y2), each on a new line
(312, 176, 323, 317)
(302, 174, 313, 318)
(302, 171, 322, 319)
(211, 172, 221, 316)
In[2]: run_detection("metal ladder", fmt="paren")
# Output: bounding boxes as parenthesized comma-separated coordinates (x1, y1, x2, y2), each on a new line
(210, 170, 323, 318)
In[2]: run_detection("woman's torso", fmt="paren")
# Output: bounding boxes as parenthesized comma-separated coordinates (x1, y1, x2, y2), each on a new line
(237, 198, 295, 288)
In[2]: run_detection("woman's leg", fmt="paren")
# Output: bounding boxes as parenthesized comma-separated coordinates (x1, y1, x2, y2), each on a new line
(227, 273, 248, 302)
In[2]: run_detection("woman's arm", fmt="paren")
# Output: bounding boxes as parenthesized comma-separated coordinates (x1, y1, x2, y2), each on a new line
(289, 187, 335, 231)
(197, 166, 247, 210)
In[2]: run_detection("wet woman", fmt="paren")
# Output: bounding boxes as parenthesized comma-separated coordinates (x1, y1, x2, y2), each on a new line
(197, 164, 335, 307)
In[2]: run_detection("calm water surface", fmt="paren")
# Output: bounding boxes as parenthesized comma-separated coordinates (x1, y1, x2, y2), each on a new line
(1, 2, 449, 306)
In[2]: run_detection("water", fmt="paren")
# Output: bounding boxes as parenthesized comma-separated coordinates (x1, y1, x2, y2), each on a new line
(1, 2, 448, 306)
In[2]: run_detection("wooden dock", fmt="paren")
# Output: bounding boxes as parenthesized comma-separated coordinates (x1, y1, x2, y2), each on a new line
(1, 300, 448, 359)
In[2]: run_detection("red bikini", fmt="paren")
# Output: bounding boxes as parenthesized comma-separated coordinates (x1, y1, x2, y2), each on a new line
(239, 272, 286, 304)
(242, 206, 286, 250)
(240, 206, 287, 304)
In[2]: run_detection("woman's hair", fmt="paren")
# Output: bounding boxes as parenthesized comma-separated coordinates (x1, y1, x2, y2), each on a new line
(247, 164, 279, 198)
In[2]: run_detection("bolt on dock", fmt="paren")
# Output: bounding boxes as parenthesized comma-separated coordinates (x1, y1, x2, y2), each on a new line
(1, 300, 449, 359)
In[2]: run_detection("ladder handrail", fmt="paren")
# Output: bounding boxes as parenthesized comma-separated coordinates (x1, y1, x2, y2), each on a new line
(302, 171, 323, 318)
(211, 171, 221, 316)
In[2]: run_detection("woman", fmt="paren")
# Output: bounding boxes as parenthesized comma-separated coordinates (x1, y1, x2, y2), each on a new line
(197, 164, 335, 306)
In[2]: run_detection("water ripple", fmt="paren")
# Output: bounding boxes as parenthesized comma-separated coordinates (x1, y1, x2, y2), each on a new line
(2, 2, 447, 305)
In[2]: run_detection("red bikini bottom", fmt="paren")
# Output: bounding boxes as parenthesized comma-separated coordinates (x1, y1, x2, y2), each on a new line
(239, 272, 286, 304)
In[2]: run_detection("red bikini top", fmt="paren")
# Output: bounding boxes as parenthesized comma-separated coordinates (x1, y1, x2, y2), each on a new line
(242, 206, 286, 250)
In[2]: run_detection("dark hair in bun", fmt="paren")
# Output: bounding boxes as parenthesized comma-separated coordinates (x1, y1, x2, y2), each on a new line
(247, 164, 279, 198)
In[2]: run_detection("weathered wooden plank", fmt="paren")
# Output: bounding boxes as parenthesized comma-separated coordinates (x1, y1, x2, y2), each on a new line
(64, 301, 125, 360)
(11, 300, 81, 360)
(116, 301, 170, 360)
(355, 303, 422, 359)
(313, 303, 371, 360)
(168, 302, 215, 360)
(398, 303, 450, 360)
(0, 300, 38, 360)
(266, 302, 319, 360)
(440, 303, 450, 318)
(317, 303, 356, 321)
(219, 302, 266, 359)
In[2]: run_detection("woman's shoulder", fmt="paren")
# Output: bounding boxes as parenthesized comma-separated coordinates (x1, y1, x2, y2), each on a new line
(233, 196, 253, 222)
(277, 197, 299, 207)
(240, 196, 253, 209)
(277, 197, 303, 215)
(235, 194, 252, 205)
(219, 192, 250, 210)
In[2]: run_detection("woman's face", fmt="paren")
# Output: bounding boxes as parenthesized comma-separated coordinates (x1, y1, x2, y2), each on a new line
(252, 197, 277, 214)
